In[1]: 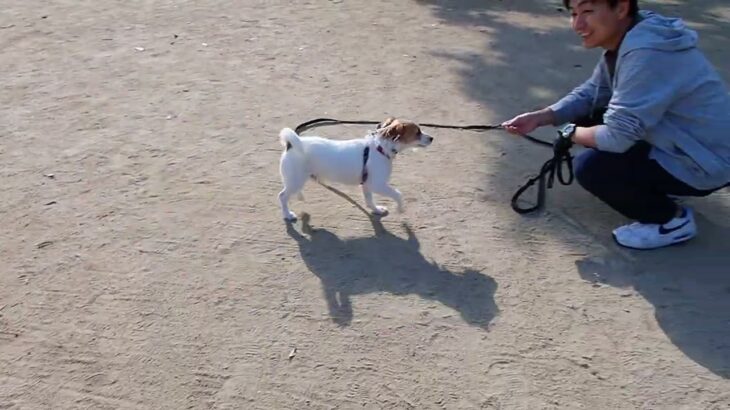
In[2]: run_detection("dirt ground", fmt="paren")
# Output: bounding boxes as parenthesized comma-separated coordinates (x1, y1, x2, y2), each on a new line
(1, 0, 729, 409)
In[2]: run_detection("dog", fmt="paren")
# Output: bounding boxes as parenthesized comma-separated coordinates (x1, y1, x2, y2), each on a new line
(277, 117, 434, 221)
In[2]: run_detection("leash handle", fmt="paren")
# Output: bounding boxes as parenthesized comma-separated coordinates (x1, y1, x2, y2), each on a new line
(557, 151, 575, 185)
(511, 138, 574, 214)
(510, 159, 552, 214)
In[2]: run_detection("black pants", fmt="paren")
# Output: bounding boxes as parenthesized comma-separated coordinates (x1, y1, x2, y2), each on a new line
(572, 111, 720, 224)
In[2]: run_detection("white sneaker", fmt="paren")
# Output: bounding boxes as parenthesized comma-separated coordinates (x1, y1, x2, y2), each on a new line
(612, 207, 697, 250)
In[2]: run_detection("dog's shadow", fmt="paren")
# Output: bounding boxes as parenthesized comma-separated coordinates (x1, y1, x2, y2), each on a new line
(286, 213, 498, 329)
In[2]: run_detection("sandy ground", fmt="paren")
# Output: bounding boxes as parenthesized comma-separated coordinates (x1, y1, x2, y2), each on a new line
(1, 0, 729, 408)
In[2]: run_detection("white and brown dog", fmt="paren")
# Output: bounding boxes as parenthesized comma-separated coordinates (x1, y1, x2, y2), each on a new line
(277, 117, 434, 221)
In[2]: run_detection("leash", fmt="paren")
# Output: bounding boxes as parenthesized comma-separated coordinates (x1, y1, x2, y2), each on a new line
(509, 134, 574, 214)
(293, 117, 574, 215)
(294, 117, 552, 148)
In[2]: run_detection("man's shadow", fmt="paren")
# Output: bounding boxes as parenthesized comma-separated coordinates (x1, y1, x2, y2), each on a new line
(576, 208, 730, 378)
(286, 212, 498, 329)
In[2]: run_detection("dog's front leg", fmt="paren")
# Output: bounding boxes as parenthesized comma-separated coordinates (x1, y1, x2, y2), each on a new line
(369, 183, 404, 213)
(362, 185, 388, 215)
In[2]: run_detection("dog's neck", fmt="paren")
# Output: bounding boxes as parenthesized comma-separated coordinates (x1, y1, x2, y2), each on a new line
(369, 132, 399, 159)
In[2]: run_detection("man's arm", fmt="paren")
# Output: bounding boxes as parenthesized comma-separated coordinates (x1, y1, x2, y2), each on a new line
(572, 126, 599, 148)
(583, 49, 679, 152)
(549, 60, 613, 126)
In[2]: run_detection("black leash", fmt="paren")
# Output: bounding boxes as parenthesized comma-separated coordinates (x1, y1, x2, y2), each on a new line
(509, 135, 574, 214)
(294, 117, 552, 148)
(293, 117, 574, 215)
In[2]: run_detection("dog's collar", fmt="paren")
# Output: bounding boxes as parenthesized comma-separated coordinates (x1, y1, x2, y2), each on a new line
(376, 145, 394, 160)
(367, 132, 398, 159)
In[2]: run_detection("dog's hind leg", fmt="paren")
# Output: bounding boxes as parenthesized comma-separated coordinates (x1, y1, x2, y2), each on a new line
(279, 158, 308, 221)
(279, 182, 308, 220)
(279, 188, 299, 221)
(279, 177, 307, 221)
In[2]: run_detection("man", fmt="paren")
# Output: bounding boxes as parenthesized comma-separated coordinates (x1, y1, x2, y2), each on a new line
(502, 0, 730, 250)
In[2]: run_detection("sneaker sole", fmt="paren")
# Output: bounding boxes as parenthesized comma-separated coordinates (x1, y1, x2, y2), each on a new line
(611, 232, 695, 251)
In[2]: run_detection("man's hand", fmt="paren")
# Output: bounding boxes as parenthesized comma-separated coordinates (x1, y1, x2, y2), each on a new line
(501, 108, 555, 135)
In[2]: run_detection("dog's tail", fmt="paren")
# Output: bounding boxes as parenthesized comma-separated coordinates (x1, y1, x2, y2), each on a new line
(279, 128, 304, 154)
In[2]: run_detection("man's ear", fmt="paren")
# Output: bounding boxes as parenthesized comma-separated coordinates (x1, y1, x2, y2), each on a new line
(616, 0, 631, 19)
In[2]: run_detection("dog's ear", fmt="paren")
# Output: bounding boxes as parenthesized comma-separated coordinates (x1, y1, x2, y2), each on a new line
(377, 117, 395, 130)
(382, 122, 405, 141)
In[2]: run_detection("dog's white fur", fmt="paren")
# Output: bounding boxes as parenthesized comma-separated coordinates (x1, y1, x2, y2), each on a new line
(278, 118, 433, 221)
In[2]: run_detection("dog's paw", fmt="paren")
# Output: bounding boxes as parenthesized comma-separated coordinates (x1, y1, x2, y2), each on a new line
(396, 204, 405, 213)
(372, 206, 389, 216)
(283, 211, 298, 222)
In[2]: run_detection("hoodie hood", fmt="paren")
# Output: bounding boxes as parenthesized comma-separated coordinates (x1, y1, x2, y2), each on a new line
(621, 10, 698, 54)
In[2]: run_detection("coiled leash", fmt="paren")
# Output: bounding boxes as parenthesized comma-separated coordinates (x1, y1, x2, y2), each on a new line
(293, 117, 575, 215)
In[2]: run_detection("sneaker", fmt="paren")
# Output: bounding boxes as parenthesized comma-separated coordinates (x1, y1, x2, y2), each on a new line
(612, 207, 697, 250)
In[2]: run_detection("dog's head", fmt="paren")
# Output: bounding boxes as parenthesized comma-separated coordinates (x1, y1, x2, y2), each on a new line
(376, 117, 434, 150)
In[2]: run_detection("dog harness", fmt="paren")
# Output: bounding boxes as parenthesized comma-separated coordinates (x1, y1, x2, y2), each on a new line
(360, 145, 393, 184)
(360, 146, 370, 184)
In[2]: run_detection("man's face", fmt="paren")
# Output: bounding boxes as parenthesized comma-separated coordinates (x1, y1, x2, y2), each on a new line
(569, 0, 629, 49)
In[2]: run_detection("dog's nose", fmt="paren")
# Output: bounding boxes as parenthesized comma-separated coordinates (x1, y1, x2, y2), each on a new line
(427, 136, 434, 142)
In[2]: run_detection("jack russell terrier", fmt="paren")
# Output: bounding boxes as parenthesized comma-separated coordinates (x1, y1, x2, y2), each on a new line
(277, 117, 434, 221)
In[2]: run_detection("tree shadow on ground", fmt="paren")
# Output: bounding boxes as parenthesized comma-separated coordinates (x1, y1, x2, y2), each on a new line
(414, 0, 730, 378)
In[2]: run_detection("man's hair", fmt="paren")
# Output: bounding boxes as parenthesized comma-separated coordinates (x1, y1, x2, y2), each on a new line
(563, 0, 640, 17)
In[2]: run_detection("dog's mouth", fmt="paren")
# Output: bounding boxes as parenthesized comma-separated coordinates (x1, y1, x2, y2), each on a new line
(418, 135, 434, 147)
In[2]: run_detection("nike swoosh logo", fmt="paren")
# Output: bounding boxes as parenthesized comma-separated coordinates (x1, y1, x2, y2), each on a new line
(659, 220, 690, 235)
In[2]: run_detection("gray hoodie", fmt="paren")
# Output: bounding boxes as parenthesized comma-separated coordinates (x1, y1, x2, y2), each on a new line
(550, 10, 730, 190)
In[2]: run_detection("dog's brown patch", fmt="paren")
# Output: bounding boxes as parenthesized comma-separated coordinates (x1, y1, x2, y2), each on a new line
(378, 118, 422, 144)
(378, 117, 396, 129)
